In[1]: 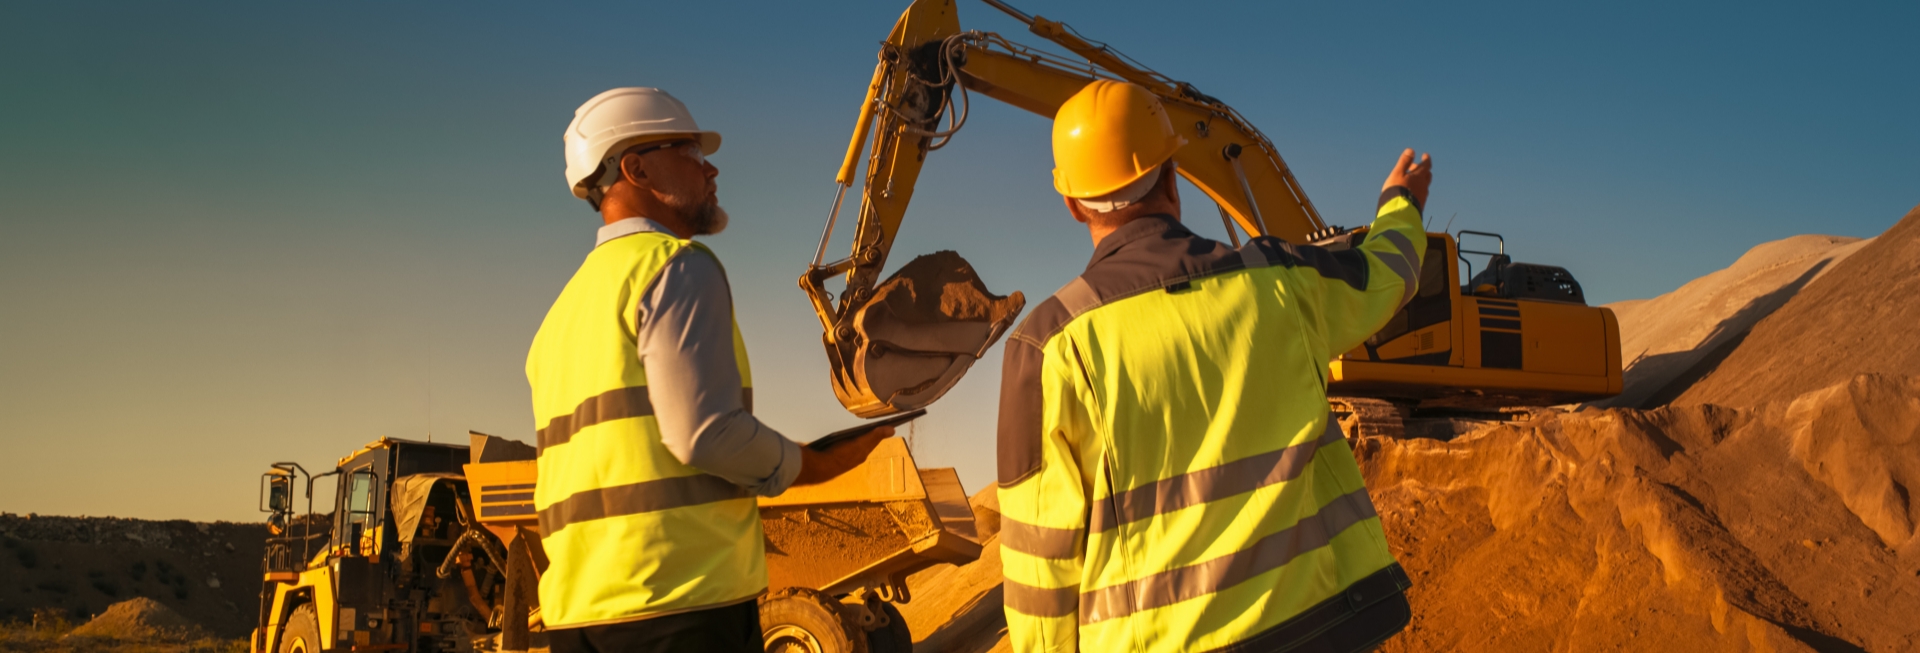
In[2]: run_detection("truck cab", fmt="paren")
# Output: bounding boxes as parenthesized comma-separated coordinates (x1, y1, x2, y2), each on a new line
(253, 438, 497, 653)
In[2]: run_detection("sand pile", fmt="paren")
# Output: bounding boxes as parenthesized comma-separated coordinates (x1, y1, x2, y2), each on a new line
(1675, 205, 1920, 408)
(65, 597, 205, 640)
(1595, 234, 1869, 408)
(1362, 375, 1920, 652)
(907, 377, 1920, 652)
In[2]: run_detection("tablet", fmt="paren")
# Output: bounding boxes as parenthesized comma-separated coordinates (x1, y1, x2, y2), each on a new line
(806, 409, 928, 451)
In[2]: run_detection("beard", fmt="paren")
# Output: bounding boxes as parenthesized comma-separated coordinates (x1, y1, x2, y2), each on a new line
(663, 188, 728, 236)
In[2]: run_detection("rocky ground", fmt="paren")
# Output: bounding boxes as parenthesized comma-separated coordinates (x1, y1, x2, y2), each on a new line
(0, 514, 270, 638)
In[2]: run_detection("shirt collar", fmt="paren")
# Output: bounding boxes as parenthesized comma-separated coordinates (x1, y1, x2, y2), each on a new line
(596, 217, 675, 248)
(1086, 214, 1190, 270)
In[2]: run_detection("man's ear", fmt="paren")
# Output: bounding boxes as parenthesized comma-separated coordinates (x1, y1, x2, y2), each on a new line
(1063, 195, 1092, 225)
(619, 151, 648, 188)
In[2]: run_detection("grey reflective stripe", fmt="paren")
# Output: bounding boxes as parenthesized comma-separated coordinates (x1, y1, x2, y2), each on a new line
(1003, 578, 1080, 618)
(538, 474, 750, 536)
(1079, 486, 1381, 624)
(1278, 243, 1370, 292)
(538, 386, 652, 450)
(1001, 517, 1083, 560)
(1240, 244, 1272, 270)
(1091, 421, 1344, 533)
(1054, 277, 1101, 319)
(537, 386, 752, 450)
(1373, 229, 1420, 306)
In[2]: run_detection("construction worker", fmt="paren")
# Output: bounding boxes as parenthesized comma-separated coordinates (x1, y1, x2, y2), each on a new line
(528, 87, 890, 653)
(996, 80, 1429, 653)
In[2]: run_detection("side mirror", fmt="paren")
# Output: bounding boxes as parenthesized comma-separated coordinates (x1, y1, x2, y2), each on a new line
(268, 481, 290, 512)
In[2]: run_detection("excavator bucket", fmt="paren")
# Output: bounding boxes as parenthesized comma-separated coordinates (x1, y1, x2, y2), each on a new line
(827, 251, 1024, 417)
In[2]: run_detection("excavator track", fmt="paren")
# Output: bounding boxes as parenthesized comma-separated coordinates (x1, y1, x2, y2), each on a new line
(1330, 397, 1526, 441)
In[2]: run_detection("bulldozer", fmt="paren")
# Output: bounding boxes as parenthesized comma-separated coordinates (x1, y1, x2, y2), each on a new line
(799, 0, 1622, 434)
(251, 433, 981, 653)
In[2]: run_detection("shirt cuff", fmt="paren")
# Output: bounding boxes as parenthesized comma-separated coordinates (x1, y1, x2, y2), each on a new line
(755, 436, 806, 497)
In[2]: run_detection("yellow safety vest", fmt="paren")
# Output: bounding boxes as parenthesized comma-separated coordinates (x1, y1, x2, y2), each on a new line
(997, 190, 1426, 652)
(526, 231, 763, 628)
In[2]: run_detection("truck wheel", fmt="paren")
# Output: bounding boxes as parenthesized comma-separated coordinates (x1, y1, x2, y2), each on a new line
(760, 588, 864, 653)
(278, 604, 322, 653)
(865, 602, 912, 653)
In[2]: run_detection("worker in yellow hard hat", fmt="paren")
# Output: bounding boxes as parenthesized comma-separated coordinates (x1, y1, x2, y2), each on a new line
(529, 87, 892, 652)
(996, 79, 1431, 652)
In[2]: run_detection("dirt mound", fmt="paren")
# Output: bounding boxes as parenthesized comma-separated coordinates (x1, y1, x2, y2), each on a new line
(900, 488, 1009, 653)
(65, 597, 203, 640)
(1674, 204, 1920, 408)
(1361, 374, 1920, 652)
(1596, 234, 1869, 408)
(906, 377, 1920, 652)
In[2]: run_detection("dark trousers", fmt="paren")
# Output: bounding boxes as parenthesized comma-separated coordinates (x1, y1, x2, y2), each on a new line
(548, 600, 761, 653)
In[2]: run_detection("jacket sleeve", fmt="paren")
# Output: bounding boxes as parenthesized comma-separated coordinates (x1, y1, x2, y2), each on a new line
(996, 333, 1092, 653)
(1299, 186, 1426, 356)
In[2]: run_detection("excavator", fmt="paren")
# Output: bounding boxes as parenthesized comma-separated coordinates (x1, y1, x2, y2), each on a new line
(802, 0, 1622, 435)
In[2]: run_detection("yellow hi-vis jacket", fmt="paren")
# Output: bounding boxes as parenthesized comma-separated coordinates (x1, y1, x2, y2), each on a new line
(996, 188, 1427, 652)
(526, 230, 763, 629)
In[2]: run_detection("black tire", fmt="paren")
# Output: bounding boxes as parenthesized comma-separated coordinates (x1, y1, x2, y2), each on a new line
(278, 603, 322, 653)
(865, 602, 912, 653)
(760, 588, 865, 653)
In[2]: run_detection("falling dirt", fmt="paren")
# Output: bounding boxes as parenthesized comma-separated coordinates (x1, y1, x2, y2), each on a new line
(869, 251, 1022, 326)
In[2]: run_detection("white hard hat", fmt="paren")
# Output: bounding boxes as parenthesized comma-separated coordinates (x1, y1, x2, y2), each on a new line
(563, 87, 722, 201)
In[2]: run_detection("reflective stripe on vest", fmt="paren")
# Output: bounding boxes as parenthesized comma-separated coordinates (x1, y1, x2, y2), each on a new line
(525, 231, 763, 628)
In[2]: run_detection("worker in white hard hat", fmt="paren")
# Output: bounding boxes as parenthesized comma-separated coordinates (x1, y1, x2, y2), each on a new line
(528, 87, 892, 652)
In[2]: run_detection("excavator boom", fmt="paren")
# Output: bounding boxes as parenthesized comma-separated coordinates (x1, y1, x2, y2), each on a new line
(806, 0, 1621, 421)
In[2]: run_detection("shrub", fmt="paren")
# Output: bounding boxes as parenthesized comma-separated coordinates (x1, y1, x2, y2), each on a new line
(13, 544, 36, 569)
(129, 560, 148, 581)
(35, 580, 68, 594)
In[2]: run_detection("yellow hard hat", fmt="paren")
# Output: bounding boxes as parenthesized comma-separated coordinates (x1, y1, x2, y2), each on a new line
(1051, 80, 1187, 199)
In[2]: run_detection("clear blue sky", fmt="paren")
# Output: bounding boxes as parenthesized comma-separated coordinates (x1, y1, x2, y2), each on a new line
(2, 1, 1915, 522)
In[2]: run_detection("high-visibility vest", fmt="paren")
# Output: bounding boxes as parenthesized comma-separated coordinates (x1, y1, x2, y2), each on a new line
(997, 190, 1426, 652)
(526, 231, 762, 629)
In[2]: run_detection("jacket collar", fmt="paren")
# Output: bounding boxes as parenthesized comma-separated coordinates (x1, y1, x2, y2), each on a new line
(1086, 214, 1191, 271)
(595, 217, 674, 248)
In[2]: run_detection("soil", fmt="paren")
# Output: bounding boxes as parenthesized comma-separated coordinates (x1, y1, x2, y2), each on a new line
(1676, 204, 1920, 408)
(0, 515, 270, 638)
(1594, 234, 1869, 408)
(762, 503, 916, 592)
(869, 251, 1021, 326)
(1363, 376, 1920, 653)
(66, 597, 202, 640)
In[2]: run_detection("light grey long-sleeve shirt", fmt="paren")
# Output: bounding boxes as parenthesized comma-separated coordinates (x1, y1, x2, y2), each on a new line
(596, 218, 803, 497)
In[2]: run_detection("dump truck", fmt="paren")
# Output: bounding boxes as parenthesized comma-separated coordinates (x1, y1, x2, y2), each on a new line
(252, 433, 980, 653)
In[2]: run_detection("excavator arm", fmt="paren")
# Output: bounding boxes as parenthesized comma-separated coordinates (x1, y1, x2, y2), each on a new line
(807, 0, 1622, 420)
(803, 0, 1334, 417)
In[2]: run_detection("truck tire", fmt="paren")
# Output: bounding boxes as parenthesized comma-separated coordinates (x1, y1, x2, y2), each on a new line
(760, 588, 865, 653)
(865, 602, 912, 653)
(278, 604, 322, 653)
